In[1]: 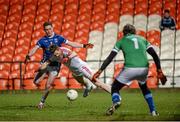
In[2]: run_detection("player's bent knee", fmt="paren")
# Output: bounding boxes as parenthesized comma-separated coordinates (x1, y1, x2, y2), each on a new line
(139, 83, 151, 95)
(111, 80, 125, 94)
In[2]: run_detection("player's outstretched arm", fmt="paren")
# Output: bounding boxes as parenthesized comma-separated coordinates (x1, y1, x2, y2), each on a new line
(66, 41, 94, 49)
(25, 45, 39, 63)
(93, 51, 117, 79)
(147, 47, 167, 85)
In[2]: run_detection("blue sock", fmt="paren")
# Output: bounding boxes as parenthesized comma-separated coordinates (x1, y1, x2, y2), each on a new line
(144, 93, 155, 112)
(112, 93, 121, 104)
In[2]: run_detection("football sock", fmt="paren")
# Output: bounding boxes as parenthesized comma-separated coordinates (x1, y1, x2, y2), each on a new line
(139, 83, 155, 112)
(111, 80, 124, 104)
(112, 93, 121, 104)
(144, 93, 155, 113)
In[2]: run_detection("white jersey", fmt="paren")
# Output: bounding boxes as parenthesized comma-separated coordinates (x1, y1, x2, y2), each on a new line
(57, 47, 93, 80)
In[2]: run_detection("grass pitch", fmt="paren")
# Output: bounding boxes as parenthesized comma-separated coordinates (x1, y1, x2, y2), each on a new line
(0, 89, 179, 121)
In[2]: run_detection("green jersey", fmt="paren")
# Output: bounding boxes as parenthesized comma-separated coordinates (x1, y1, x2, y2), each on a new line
(113, 34, 151, 68)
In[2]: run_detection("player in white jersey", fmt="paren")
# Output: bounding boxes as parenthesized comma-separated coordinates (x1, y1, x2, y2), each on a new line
(37, 45, 111, 108)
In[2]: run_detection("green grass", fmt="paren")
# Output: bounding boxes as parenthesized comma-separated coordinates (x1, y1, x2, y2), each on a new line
(0, 89, 179, 121)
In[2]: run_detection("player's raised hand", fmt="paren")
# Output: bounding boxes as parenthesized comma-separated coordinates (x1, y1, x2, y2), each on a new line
(93, 70, 102, 82)
(83, 43, 94, 48)
(24, 55, 30, 63)
(157, 69, 167, 85)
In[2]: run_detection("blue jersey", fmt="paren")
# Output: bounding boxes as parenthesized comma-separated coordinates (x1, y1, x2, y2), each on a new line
(37, 33, 67, 63)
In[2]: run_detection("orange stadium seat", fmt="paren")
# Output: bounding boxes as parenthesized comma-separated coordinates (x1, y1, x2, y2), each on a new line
(129, 80, 139, 88)
(146, 77, 158, 88)
(37, 0, 51, 6)
(90, 21, 104, 31)
(24, 62, 39, 79)
(50, 10, 63, 20)
(79, 0, 92, 5)
(4, 30, 17, 39)
(30, 49, 43, 61)
(18, 30, 32, 39)
(10, 63, 25, 79)
(79, 3, 92, 15)
(135, 2, 148, 15)
(51, 0, 64, 6)
(121, 0, 134, 4)
(13, 54, 27, 62)
(92, 13, 105, 22)
(21, 13, 35, 23)
(37, 4, 50, 15)
(0, 79, 8, 90)
(52, 79, 67, 89)
(77, 14, 91, 23)
(146, 30, 160, 46)
(1, 37, 16, 46)
(0, 53, 13, 62)
(0, 45, 14, 55)
(65, 0, 78, 5)
(93, 3, 106, 14)
(76, 22, 90, 31)
(23, 79, 37, 90)
(13, 79, 21, 90)
(8, 4, 22, 16)
(94, 0, 105, 4)
(23, 0, 37, 6)
(61, 29, 75, 42)
(10, 0, 23, 6)
(7, 14, 21, 24)
(65, 4, 78, 15)
(121, 3, 134, 15)
(5, 22, 19, 31)
(0, 15, 7, 24)
(51, 9, 63, 17)
(23, 4, 36, 15)
(149, 2, 162, 15)
(16, 38, 31, 47)
(149, 0, 162, 4)
(18, 22, 33, 31)
(176, 22, 180, 30)
(106, 13, 119, 23)
(35, 14, 49, 23)
(0, 0, 9, 4)
(63, 14, 77, 23)
(14, 45, 29, 55)
(58, 65, 70, 78)
(68, 78, 82, 89)
(0, 63, 11, 79)
(0, 4, 9, 15)
(113, 63, 124, 78)
(62, 22, 76, 32)
(136, 30, 146, 38)
(75, 30, 89, 42)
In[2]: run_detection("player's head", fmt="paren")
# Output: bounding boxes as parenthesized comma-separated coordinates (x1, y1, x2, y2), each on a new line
(123, 24, 136, 36)
(49, 45, 62, 57)
(43, 21, 54, 37)
(164, 9, 170, 18)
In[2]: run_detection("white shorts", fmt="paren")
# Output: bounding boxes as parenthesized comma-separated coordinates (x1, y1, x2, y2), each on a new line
(68, 57, 93, 80)
(115, 67, 148, 86)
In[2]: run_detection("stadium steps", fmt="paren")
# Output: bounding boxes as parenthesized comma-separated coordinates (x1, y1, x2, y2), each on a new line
(1, 0, 180, 90)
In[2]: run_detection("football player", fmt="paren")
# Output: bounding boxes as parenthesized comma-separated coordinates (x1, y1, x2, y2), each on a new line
(37, 45, 111, 108)
(25, 21, 93, 108)
(93, 24, 167, 116)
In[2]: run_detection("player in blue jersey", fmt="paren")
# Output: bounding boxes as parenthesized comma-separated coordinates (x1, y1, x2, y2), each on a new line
(25, 21, 93, 108)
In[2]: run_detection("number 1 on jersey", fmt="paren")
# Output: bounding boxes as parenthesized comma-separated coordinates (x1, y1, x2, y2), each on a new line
(132, 38, 139, 49)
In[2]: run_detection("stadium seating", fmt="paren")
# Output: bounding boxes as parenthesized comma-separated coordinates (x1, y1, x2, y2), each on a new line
(0, 0, 180, 90)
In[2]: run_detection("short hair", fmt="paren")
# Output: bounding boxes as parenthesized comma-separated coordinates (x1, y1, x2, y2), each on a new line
(49, 45, 58, 53)
(123, 24, 136, 36)
(43, 21, 53, 28)
(164, 9, 170, 13)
